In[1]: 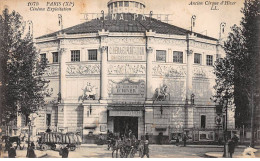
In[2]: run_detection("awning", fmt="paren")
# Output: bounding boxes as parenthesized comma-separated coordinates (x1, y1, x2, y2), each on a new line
(155, 126, 167, 131)
(84, 125, 97, 129)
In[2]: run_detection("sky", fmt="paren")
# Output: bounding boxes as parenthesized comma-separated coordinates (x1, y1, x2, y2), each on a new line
(0, 0, 245, 39)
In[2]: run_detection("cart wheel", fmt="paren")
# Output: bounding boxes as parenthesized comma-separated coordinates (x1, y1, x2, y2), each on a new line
(70, 146, 76, 151)
(139, 148, 143, 157)
(119, 147, 125, 158)
(19, 144, 24, 150)
(41, 144, 48, 151)
(51, 144, 56, 150)
(130, 149, 135, 158)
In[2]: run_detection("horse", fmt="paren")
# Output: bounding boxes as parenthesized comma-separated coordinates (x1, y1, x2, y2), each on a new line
(2, 136, 22, 150)
(78, 85, 96, 102)
(112, 139, 124, 158)
(155, 85, 169, 101)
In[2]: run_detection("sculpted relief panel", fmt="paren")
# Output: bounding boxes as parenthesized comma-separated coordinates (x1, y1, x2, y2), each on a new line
(105, 37, 145, 44)
(44, 65, 59, 77)
(37, 41, 59, 48)
(108, 64, 146, 75)
(149, 38, 186, 46)
(66, 63, 100, 76)
(61, 38, 99, 45)
(189, 41, 216, 50)
(152, 64, 186, 77)
(193, 67, 207, 79)
(193, 66, 215, 79)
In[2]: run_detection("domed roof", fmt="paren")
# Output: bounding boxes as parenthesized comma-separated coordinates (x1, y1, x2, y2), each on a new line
(107, 0, 145, 6)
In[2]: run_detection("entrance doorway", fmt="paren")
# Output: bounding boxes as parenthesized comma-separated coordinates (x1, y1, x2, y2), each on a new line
(114, 117, 138, 138)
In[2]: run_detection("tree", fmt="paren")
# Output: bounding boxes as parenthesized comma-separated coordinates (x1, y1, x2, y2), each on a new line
(0, 8, 49, 126)
(213, 0, 260, 147)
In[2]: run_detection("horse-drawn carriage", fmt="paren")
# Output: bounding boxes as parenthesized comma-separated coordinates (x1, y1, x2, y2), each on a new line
(110, 137, 144, 158)
(38, 132, 82, 151)
(1, 135, 25, 150)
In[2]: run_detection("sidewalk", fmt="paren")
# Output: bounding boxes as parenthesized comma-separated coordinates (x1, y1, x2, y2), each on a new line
(205, 152, 244, 158)
(205, 147, 260, 158)
(1, 149, 47, 158)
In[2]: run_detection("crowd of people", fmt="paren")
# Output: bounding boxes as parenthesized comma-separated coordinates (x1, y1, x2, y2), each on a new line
(106, 129, 150, 158)
(2, 129, 257, 158)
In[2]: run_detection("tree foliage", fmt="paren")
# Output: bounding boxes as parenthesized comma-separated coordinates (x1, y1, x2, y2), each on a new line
(213, 0, 260, 127)
(0, 8, 49, 125)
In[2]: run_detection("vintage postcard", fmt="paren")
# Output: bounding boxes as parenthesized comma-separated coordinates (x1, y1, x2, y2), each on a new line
(0, 0, 259, 158)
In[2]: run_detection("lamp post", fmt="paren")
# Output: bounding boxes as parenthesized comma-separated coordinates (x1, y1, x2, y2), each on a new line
(222, 91, 228, 157)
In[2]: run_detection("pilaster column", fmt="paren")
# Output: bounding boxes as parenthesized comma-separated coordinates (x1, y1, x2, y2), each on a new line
(100, 46, 108, 100)
(59, 48, 68, 102)
(186, 49, 193, 100)
(146, 47, 154, 100)
(57, 105, 65, 130)
(186, 33, 193, 103)
(185, 34, 194, 129)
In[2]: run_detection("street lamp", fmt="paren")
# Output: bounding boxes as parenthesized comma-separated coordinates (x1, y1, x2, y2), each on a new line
(222, 91, 228, 157)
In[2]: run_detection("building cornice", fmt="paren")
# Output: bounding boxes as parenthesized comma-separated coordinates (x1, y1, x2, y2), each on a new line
(36, 31, 218, 46)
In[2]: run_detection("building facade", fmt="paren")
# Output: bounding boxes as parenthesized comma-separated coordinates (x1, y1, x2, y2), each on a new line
(28, 0, 236, 143)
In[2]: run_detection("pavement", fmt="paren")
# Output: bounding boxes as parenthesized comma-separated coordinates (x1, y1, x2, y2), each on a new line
(81, 143, 248, 148)
(1, 144, 259, 158)
(1, 149, 47, 158)
(205, 146, 260, 158)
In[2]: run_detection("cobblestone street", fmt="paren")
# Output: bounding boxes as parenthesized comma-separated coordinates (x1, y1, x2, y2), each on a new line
(39, 144, 245, 158)
(2, 143, 259, 158)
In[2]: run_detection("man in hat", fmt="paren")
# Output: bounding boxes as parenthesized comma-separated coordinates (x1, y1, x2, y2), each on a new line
(26, 142, 36, 158)
(8, 143, 16, 158)
(183, 133, 187, 147)
(0, 143, 2, 157)
(228, 139, 235, 158)
(61, 145, 69, 158)
(141, 140, 149, 158)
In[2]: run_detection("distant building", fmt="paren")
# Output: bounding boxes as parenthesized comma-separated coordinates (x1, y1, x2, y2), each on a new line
(19, 0, 236, 143)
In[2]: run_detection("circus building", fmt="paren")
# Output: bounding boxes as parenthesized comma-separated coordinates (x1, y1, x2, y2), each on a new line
(27, 0, 236, 144)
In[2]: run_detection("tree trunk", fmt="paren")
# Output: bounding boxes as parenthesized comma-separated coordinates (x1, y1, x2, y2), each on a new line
(250, 92, 255, 148)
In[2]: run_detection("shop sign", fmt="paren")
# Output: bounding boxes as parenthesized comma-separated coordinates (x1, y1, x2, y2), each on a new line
(109, 111, 142, 117)
(114, 84, 139, 95)
(199, 131, 215, 141)
(108, 46, 145, 61)
(82, 13, 171, 24)
(215, 115, 222, 125)
(111, 100, 144, 104)
(109, 78, 145, 96)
